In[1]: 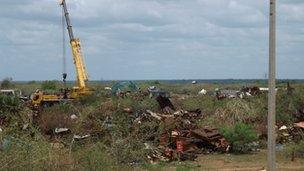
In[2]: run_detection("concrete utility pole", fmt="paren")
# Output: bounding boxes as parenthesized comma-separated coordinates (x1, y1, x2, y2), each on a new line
(268, 0, 276, 170)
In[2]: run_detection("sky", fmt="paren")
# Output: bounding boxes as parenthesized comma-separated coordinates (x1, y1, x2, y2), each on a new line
(0, 0, 303, 81)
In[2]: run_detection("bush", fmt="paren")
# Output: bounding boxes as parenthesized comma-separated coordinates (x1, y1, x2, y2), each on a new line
(38, 104, 75, 135)
(215, 99, 259, 125)
(110, 138, 147, 164)
(293, 140, 304, 157)
(276, 91, 304, 124)
(41, 80, 57, 90)
(78, 94, 100, 106)
(221, 122, 258, 153)
(0, 95, 22, 116)
(137, 97, 159, 112)
(1, 77, 14, 89)
(181, 97, 202, 111)
(283, 139, 304, 159)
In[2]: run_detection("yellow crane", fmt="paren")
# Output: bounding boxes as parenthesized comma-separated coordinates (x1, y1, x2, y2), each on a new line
(60, 0, 92, 98)
(31, 0, 92, 107)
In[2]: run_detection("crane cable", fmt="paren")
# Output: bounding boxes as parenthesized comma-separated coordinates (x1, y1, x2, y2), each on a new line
(62, 6, 67, 86)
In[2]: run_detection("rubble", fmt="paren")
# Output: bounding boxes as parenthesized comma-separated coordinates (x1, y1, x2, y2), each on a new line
(138, 108, 229, 162)
(22, 124, 29, 130)
(54, 128, 70, 134)
(241, 86, 261, 95)
(198, 89, 207, 95)
(277, 124, 304, 144)
(189, 127, 229, 152)
(215, 89, 243, 100)
(279, 125, 288, 130)
(146, 110, 163, 120)
(259, 87, 279, 92)
(73, 134, 91, 140)
(148, 86, 157, 91)
(104, 87, 112, 91)
(70, 114, 78, 120)
(214, 86, 277, 100)
(123, 108, 133, 114)
(148, 88, 169, 98)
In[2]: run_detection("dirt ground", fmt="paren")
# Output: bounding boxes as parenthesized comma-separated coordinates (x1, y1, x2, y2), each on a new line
(193, 150, 304, 171)
(142, 150, 304, 171)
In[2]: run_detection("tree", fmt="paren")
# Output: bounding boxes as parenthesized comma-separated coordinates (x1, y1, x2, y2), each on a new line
(41, 80, 57, 90)
(1, 77, 14, 89)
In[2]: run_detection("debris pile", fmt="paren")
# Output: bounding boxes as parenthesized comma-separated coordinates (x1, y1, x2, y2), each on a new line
(136, 109, 229, 162)
(277, 124, 304, 144)
(215, 89, 244, 100)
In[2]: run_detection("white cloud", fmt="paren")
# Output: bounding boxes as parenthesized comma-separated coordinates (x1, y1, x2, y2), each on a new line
(0, 0, 304, 80)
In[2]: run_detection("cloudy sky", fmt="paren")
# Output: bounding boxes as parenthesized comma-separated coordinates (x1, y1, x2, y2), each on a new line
(0, 0, 303, 80)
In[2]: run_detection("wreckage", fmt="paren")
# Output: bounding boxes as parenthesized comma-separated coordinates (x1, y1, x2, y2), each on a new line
(135, 106, 229, 162)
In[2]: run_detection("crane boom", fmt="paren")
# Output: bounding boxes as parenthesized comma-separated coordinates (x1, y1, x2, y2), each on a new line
(61, 0, 74, 40)
(29, 0, 92, 107)
(60, 0, 89, 90)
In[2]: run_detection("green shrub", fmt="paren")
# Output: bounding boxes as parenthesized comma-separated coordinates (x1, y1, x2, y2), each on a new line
(1, 77, 14, 89)
(221, 122, 258, 153)
(293, 140, 304, 157)
(41, 80, 57, 90)
(0, 139, 53, 170)
(215, 99, 260, 125)
(276, 91, 304, 123)
(76, 143, 116, 170)
(110, 138, 147, 165)
(137, 97, 159, 111)
(0, 95, 22, 116)
(283, 139, 304, 160)
(78, 94, 100, 106)
(181, 97, 202, 110)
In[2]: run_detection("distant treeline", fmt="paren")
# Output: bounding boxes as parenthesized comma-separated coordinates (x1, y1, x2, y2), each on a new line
(13, 79, 304, 85)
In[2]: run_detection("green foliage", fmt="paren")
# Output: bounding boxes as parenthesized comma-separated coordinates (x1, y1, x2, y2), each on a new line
(113, 96, 158, 112)
(1, 77, 14, 89)
(0, 95, 21, 116)
(283, 138, 304, 159)
(137, 97, 159, 111)
(76, 143, 116, 170)
(293, 140, 304, 157)
(154, 80, 160, 85)
(78, 94, 100, 106)
(112, 110, 133, 137)
(181, 97, 202, 110)
(2, 81, 304, 169)
(221, 123, 258, 153)
(110, 138, 147, 164)
(276, 90, 304, 123)
(27, 80, 36, 84)
(176, 164, 193, 171)
(0, 139, 116, 170)
(41, 80, 57, 90)
(214, 99, 260, 125)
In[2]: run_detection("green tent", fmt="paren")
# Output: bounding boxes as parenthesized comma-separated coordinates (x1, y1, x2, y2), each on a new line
(111, 81, 139, 95)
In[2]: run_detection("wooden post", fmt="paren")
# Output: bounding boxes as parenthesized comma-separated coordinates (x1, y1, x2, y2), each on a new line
(268, 0, 276, 170)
